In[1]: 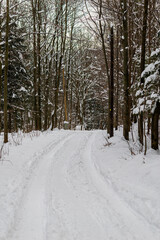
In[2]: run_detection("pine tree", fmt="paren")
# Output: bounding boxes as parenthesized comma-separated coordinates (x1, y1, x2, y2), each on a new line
(140, 45, 160, 150)
(2, 12, 30, 132)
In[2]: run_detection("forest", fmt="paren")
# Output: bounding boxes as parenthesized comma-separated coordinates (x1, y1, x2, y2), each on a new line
(0, 0, 160, 151)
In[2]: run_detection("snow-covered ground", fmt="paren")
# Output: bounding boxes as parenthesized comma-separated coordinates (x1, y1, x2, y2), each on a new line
(0, 129, 159, 240)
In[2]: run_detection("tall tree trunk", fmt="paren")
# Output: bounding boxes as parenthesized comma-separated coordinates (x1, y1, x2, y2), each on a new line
(98, 0, 111, 134)
(31, 0, 38, 130)
(54, 39, 59, 129)
(44, 38, 56, 130)
(121, 0, 130, 140)
(0, 2, 2, 133)
(69, 62, 73, 129)
(66, 11, 75, 120)
(43, 21, 49, 130)
(43, 2, 54, 131)
(4, 0, 10, 143)
(109, 26, 114, 137)
(54, 0, 68, 128)
(128, 0, 133, 127)
(115, 27, 119, 130)
(37, 0, 42, 130)
(139, 0, 149, 145)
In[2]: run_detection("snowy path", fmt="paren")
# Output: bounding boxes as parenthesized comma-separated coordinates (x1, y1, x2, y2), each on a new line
(7, 132, 73, 240)
(45, 131, 160, 240)
(3, 131, 160, 240)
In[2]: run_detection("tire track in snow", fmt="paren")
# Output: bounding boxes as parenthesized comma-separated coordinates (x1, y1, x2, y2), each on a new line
(5, 130, 160, 240)
(6, 131, 74, 240)
(48, 131, 160, 240)
(45, 131, 104, 240)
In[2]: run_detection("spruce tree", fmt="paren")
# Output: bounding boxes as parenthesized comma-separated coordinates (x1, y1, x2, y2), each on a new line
(2, 13, 30, 133)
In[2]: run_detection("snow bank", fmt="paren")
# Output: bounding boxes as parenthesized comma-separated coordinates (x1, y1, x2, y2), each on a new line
(92, 130, 160, 238)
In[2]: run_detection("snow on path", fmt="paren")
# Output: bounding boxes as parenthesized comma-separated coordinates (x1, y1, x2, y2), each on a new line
(6, 132, 74, 240)
(46, 131, 160, 240)
(2, 130, 160, 240)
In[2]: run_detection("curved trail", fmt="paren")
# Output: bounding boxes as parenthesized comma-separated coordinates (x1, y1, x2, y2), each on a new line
(7, 131, 160, 240)
(46, 131, 160, 240)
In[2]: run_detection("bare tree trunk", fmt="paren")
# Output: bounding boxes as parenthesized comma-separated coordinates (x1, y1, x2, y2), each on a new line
(140, 0, 149, 77)
(128, 0, 133, 127)
(43, 16, 49, 131)
(98, 0, 111, 135)
(54, 0, 68, 128)
(69, 63, 73, 129)
(4, 0, 10, 143)
(8, 109, 11, 133)
(151, 100, 160, 150)
(59, 97, 64, 129)
(109, 26, 114, 137)
(115, 27, 119, 130)
(31, 0, 38, 130)
(139, 0, 149, 145)
(63, 69, 67, 122)
(121, 0, 130, 140)
(14, 110, 18, 132)
(0, 2, 2, 133)
(43, 2, 56, 131)
(37, 0, 42, 130)
(66, 11, 75, 120)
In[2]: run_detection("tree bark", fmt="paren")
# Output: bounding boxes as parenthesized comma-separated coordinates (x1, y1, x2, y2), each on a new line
(54, 0, 68, 128)
(121, 0, 130, 140)
(4, 0, 10, 143)
(98, 0, 111, 135)
(139, 0, 149, 145)
(0, 2, 2, 133)
(109, 26, 114, 137)
(151, 101, 160, 150)
(37, 0, 42, 130)
(63, 69, 67, 122)
(115, 27, 119, 131)
(31, 0, 38, 130)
